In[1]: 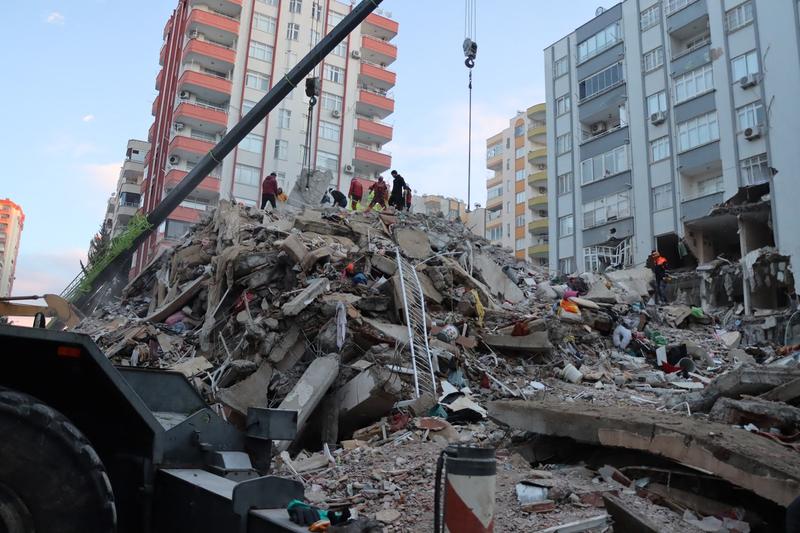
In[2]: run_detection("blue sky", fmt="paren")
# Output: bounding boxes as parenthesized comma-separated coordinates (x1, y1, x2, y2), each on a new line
(2, 0, 613, 297)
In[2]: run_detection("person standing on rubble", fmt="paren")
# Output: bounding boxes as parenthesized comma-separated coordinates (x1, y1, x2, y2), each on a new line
(646, 250, 669, 304)
(388, 170, 410, 210)
(347, 179, 364, 210)
(261, 172, 279, 210)
(367, 176, 388, 211)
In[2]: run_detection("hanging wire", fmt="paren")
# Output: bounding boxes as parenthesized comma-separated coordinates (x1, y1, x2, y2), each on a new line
(463, 0, 477, 211)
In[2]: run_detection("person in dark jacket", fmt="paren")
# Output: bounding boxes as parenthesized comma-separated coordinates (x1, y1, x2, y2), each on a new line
(321, 187, 348, 208)
(261, 172, 278, 209)
(646, 250, 668, 304)
(388, 170, 410, 210)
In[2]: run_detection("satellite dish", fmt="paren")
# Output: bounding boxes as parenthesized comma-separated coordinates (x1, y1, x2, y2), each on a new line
(596, 6, 605, 16)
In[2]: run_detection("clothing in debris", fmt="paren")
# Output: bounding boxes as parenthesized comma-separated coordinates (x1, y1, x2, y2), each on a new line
(261, 173, 278, 209)
(348, 180, 364, 210)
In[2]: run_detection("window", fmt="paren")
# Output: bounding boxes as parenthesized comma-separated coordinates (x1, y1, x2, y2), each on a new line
(557, 172, 573, 195)
(736, 102, 764, 131)
(506, 138, 510, 149)
(583, 191, 631, 229)
(577, 21, 622, 63)
(487, 226, 503, 241)
(312, 2, 322, 20)
(289, 0, 302, 13)
(246, 70, 270, 91)
(652, 184, 673, 210)
(674, 64, 713, 103)
(580, 145, 628, 185)
(310, 30, 320, 46)
(515, 215, 525, 227)
(697, 175, 723, 196)
(559, 215, 574, 236)
(741, 153, 769, 185)
(643, 46, 664, 72)
(650, 136, 671, 162)
(328, 11, 344, 27)
(319, 120, 339, 141)
(731, 50, 759, 81)
(515, 239, 525, 250)
(486, 144, 503, 159)
(559, 257, 575, 274)
(515, 147, 526, 159)
(647, 91, 668, 115)
(579, 62, 623, 100)
(726, 1, 753, 32)
(317, 150, 339, 173)
(640, 4, 661, 30)
(665, 0, 697, 14)
(324, 64, 344, 84)
(515, 192, 526, 204)
(257, 0, 278, 5)
(506, 159, 510, 170)
(240, 133, 263, 154)
(278, 109, 291, 129)
(321, 92, 342, 113)
(506, 203, 511, 214)
(165, 220, 193, 240)
(274, 139, 288, 160)
(332, 40, 347, 57)
(249, 41, 273, 62)
(515, 169, 525, 181)
(241, 99, 257, 115)
(514, 124, 525, 137)
(554, 56, 568, 77)
(487, 186, 503, 200)
(254, 13, 276, 33)
(234, 164, 260, 186)
(556, 133, 572, 155)
(677, 111, 719, 152)
(556, 94, 571, 115)
(286, 23, 300, 40)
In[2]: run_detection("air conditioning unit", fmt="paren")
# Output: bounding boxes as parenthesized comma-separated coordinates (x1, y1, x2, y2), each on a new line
(189, 30, 200, 39)
(740, 74, 758, 88)
(744, 126, 762, 140)
(650, 111, 667, 125)
(179, 91, 191, 100)
(174, 122, 185, 131)
(538, 210, 547, 218)
(343, 164, 354, 174)
(331, 109, 341, 118)
(590, 121, 607, 135)
(351, 50, 361, 59)
(168, 155, 181, 165)
(537, 164, 546, 171)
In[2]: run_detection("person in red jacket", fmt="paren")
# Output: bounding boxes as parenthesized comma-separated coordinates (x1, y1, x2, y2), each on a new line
(348, 179, 364, 210)
(367, 176, 388, 211)
(261, 172, 278, 209)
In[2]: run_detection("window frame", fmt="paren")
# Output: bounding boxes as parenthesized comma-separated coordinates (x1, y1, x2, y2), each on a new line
(731, 50, 759, 81)
(289, 0, 302, 13)
(234, 163, 261, 186)
(640, 4, 661, 31)
(319, 120, 340, 141)
(556, 94, 571, 116)
(240, 133, 264, 154)
(643, 46, 664, 73)
(726, 1, 753, 33)
(557, 172, 573, 195)
(740, 153, 769, 185)
(246, 70, 270, 91)
(577, 21, 622, 64)
(579, 62, 624, 101)
(650, 136, 671, 162)
(580, 145, 629, 185)
(673, 64, 714, 104)
(652, 183, 673, 211)
(558, 214, 574, 237)
(556, 133, 572, 155)
(677, 111, 719, 153)
(647, 91, 668, 115)
(274, 139, 288, 160)
(324, 64, 345, 84)
(553, 57, 568, 78)
(248, 40, 274, 62)
(253, 13, 276, 33)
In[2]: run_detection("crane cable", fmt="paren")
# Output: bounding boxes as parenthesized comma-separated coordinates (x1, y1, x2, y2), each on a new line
(463, 0, 477, 212)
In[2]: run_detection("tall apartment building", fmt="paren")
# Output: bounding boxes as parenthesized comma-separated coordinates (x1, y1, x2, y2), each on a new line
(485, 104, 550, 265)
(0, 199, 25, 297)
(137, 0, 397, 271)
(411, 194, 467, 220)
(107, 140, 150, 239)
(545, 0, 800, 296)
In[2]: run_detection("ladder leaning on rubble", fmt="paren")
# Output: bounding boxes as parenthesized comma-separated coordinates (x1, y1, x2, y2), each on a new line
(394, 248, 437, 400)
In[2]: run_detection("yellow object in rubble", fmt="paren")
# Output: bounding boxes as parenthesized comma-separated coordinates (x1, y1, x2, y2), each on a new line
(472, 289, 485, 326)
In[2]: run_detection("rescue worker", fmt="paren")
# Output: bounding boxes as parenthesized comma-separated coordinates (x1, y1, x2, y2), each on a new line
(388, 170, 410, 210)
(348, 179, 364, 210)
(646, 250, 668, 304)
(367, 176, 388, 211)
(404, 187, 413, 212)
(321, 187, 347, 208)
(261, 172, 278, 209)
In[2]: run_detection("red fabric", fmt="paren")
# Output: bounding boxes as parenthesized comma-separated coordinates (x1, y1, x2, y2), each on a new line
(348, 180, 363, 198)
(261, 175, 278, 196)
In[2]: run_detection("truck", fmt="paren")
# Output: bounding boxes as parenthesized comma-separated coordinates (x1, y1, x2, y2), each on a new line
(0, 1, 384, 531)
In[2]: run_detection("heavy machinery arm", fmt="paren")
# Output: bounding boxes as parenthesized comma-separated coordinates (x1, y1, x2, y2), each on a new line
(0, 294, 84, 329)
(64, 0, 385, 312)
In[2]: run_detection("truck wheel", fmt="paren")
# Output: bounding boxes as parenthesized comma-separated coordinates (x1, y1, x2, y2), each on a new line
(0, 390, 116, 533)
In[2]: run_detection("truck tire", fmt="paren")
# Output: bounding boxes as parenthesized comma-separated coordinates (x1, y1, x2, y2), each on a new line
(0, 389, 116, 533)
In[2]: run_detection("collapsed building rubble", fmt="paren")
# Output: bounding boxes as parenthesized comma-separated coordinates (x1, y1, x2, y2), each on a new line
(73, 200, 800, 531)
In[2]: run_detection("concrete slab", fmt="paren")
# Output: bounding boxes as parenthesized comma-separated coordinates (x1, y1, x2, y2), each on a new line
(483, 332, 553, 356)
(337, 366, 403, 435)
(473, 253, 524, 304)
(281, 278, 330, 316)
(218, 362, 273, 416)
(362, 317, 410, 344)
(393, 228, 432, 260)
(280, 234, 309, 264)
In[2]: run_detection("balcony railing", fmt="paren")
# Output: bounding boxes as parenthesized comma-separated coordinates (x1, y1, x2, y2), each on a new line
(354, 142, 391, 156)
(665, 0, 699, 15)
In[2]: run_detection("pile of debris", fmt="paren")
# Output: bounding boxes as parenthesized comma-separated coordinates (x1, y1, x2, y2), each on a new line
(74, 201, 800, 531)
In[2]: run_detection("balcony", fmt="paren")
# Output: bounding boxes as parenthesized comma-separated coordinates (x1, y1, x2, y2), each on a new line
(355, 89, 394, 119)
(363, 12, 398, 40)
(151, 97, 159, 117)
(681, 191, 724, 222)
(183, 38, 236, 71)
(528, 219, 549, 235)
(354, 144, 391, 176)
(168, 135, 215, 161)
(528, 243, 550, 257)
(486, 175, 502, 188)
(527, 103, 546, 119)
(528, 196, 548, 209)
(155, 69, 164, 91)
(188, 0, 241, 19)
(159, 44, 167, 66)
(354, 118, 393, 144)
(358, 61, 396, 91)
(121, 159, 144, 180)
(486, 196, 503, 210)
(178, 69, 232, 102)
(116, 203, 139, 220)
(361, 35, 397, 66)
(527, 124, 546, 140)
(164, 168, 221, 199)
(188, 7, 239, 47)
(528, 147, 547, 163)
(174, 101, 228, 134)
(169, 205, 203, 224)
(148, 123, 156, 143)
(528, 171, 547, 187)
(486, 152, 503, 171)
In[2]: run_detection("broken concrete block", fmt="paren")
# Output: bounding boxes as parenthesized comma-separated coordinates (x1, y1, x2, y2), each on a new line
(584, 281, 617, 304)
(393, 228, 432, 260)
(337, 366, 403, 435)
(169, 356, 212, 377)
(709, 397, 800, 431)
(416, 271, 443, 305)
(720, 331, 742, 348)
(473, 253, 524, 304)
(280, 234, 309, 264)
(489, 399, 800, 506)
(535, 282, 558, 301)
(370, 253, 397, 276)
(268, 325, 301, 364)
(300, 246, 332, 272)
(759, 377, 800, 403)
(274, 354, 340, 453)
(675, 366, 800, 413)
(281, 278, 330, 316)
(362, 317, 410, 344)
(483, 332, 553, 357)
(218, 362, 273, 416)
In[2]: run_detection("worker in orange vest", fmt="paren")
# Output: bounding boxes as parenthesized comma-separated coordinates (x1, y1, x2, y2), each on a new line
(646, 250, 668, 304)
(348, 179, 364, 210)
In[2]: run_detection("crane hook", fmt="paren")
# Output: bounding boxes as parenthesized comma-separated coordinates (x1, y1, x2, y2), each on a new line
(463, 38, 477, 69)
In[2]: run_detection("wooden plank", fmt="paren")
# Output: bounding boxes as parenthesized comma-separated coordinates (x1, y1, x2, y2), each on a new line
(143, 275, 208, 323)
